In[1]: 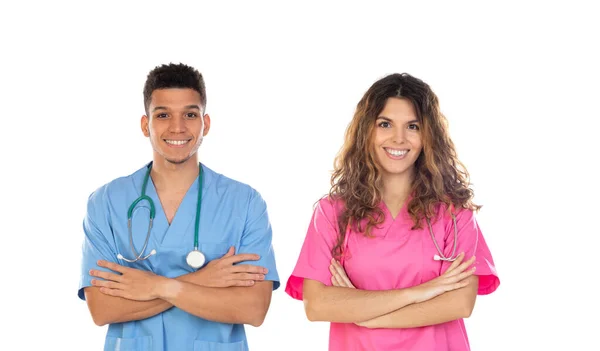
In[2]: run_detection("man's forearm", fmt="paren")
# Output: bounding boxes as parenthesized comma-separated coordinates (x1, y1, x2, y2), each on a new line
(158, 279, 272, 327)
(85, 287, 172, 326)
(85, 273, 203, 326)
(303, 280, 416, 323)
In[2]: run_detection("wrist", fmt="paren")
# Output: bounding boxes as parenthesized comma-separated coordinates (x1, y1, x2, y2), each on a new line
(155, 277, 182, 300)
(176, 270, 206, 286)
(402, 286, 418, 304)
(188, 269, 207, 286)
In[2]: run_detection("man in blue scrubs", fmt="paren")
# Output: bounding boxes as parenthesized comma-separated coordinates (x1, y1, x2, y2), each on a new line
(78, 63, 280, 350)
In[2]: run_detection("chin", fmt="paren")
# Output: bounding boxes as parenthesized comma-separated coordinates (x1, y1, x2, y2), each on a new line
(162, 154, 193, 165)
(382, 169, 410, 176)
(380, 162, 417, 177)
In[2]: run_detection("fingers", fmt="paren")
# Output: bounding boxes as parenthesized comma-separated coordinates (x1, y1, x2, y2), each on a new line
(329, 259, 354, 288)
(443, 253, 465, 274)
(453, 267, 476, 282)
(231, 279, 256, 287)
(223, 246, 235, 257)
(91, 278, 121, 290)
(450, 279, 471, 291)
(336, 265, 354, 288)
(90, 269, 123, 282)
(442, 263, 476, 287)
(446, 256, 476, 278)
(99, 287, 125, 297)
(225, 253, 261, 264)
(235, 273, 266, 281)
(331, 275, 341, 287)
(231, 264, 269, 274)
(97, 260, 127, 274)
(329, 263, 339, 281)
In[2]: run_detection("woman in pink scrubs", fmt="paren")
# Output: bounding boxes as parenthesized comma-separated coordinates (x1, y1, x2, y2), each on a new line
(285, 73, 500, 350)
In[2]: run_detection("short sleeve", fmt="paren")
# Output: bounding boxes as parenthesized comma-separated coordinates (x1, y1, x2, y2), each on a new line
(440, 209, 500, 295)
(236, 190, 280, 290)
(284, 198, 339, 301)
(77, 188, 119, 300)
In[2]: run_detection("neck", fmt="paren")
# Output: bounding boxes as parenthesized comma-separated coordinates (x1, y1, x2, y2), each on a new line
(150, 155, 200, 192)
(381, 169, 415, 211)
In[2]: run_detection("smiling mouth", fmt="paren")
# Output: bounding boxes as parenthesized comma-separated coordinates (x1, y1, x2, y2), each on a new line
(384, 148, 409, 157)
(164, 139, 191, 146)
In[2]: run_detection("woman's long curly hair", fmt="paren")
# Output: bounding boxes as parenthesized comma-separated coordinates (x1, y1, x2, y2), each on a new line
(329, 73, 481, 259)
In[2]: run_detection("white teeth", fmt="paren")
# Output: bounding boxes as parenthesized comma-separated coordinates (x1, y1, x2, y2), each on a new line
(165, 140, 189, 145)
(385, 148, 408, 156)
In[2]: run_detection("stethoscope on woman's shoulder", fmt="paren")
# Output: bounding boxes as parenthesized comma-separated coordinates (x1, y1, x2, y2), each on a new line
(339, 213, 459, 265)
(427, 214, 458, 261)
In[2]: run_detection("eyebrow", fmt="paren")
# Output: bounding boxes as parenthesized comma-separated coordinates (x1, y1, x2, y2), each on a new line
(152, 105, 202, 112)
(376, 116, 419, 124)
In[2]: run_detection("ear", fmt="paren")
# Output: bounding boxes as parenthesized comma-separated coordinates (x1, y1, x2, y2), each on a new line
(141, 115, 150, 137)
(202, 114, 211, 136)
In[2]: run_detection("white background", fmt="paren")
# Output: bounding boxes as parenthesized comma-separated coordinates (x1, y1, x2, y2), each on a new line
(1, 1, 599, 350)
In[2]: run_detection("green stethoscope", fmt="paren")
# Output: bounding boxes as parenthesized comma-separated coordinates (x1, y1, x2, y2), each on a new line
(116, 162, 206, 269)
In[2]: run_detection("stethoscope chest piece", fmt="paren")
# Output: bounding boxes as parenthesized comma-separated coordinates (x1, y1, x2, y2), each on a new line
(186, 249, 206, 269)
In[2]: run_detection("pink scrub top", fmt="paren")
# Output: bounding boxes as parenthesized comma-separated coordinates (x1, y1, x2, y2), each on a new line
(285, 197, 500, 351)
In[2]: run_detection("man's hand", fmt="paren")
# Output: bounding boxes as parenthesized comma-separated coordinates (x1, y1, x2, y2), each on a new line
(192, 246, 268, 288)
(90, 260, 164, 301)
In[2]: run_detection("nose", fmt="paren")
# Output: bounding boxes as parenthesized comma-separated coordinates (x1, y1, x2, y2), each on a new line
(392, 126, 406, 144)
(168, 115, 185, 133)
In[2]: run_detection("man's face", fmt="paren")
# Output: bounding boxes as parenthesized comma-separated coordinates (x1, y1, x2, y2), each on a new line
(141, 88, 210, 165)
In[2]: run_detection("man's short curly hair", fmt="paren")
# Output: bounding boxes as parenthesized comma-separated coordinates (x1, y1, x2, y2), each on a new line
(143, 63, 206, 114)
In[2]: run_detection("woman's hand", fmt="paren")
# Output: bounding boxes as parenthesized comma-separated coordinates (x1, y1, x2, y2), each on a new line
(409, 253, 476, 304)
(329, 258, 356, 289)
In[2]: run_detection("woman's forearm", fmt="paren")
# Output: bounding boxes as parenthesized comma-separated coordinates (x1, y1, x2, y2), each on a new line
(303, 279, 416, 323)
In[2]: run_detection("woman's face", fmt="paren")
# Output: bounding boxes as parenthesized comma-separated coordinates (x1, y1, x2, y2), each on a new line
(372, 97, 423, 178)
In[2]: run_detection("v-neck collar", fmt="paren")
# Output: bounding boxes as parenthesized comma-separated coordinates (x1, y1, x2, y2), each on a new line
(376, 196, 414, 239)
(380, 194, 413, 221)
(131, 162, 214, 248)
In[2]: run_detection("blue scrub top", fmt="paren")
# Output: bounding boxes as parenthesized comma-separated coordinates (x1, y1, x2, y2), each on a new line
(78, 162, 280, 351)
